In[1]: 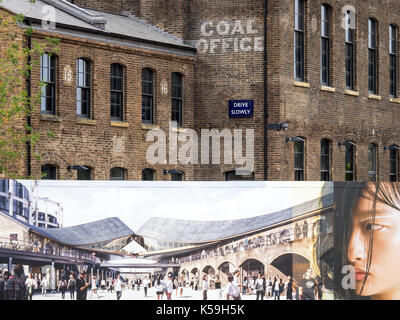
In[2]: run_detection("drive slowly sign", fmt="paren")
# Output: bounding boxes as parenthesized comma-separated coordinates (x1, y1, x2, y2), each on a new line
(229, 100, 254, 118)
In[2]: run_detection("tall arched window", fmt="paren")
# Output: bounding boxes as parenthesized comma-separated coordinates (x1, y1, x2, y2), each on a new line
(389, 145, 399, 181)
(77, 58, 91, 118)
(40, 53, 56, 114)
(390, 25, 398, 98)
(142, 68, 154, 124)
(345, 9, 355, 90)
(345, 141, 356, 181)
(171, 73, 183, 127)
(294, 0, 305, 81)
(368, 143, 377, 181)
(320, 139, 331, 181)
(110, 63, 124, 121)
(294, 139, 305, 181)
(368, 18, 378, 94)
(321, 4, 331, 86)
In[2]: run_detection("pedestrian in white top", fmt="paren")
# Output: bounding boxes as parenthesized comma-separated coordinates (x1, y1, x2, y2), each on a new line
(115, 274, 123, 300)
(226, 273, 240, 300)
(40, 276, 48, 296)
(202, 275, 208, 300)
(165, 274, 174, 300)
(142, 276, 150, 298)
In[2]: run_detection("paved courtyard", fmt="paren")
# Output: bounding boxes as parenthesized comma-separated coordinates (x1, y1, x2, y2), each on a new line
(33, 287, 281, 301)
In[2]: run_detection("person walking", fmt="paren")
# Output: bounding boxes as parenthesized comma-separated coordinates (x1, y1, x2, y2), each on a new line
(115, 274, 123, 300)
(299, 269, 317, 300)
(0, 270, 10, 300)
(40, 275, 48, 297)
(226, 273, 240, 300)
(90, 276, 98, 299)
(266, 277, 273, 298)
(255, 274, 264, 300)
(142, 276, 150, 298)
(58, 279, 67, 299)
(101, 278, 106, 292)
(4, 265, 26, 300)
(286, 276, 293, 300)
(214, 275, 222, 299)
(155, 275, 164, 300)
(67, 274, 76, 300)
(165, 274, 174, 300)
(272, 276, 281, 300)
(25, 274, 35, 300)
(202, 275, 208, 300)
(174, 276, 179, 296)
(76, 271, 90, 300)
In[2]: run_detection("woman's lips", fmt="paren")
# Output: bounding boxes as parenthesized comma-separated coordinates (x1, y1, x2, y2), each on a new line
(355, 268, 369, 281)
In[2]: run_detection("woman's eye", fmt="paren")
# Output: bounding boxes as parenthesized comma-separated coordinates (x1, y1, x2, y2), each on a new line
(366, 223, 384, 231)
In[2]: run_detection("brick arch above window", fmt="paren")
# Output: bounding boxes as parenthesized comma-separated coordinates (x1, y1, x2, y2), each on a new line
(110, 55, 128, 67)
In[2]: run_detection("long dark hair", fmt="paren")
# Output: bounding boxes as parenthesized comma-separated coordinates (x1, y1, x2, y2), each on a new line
(334, 182, 400, 300)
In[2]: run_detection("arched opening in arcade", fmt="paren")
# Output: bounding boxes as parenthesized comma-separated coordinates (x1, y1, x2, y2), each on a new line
(239, 259, 264, 283)
(189, 267, 200, 289)
(217, 261, 235, 284)
(180, 269, 189, 282)
(270, 253, 310, 281)
(202, 265, 216, 288)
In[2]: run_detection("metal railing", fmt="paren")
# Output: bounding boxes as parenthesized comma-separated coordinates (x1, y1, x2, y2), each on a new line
(0, 237, 101, 263)
(178, 222, 333, 264)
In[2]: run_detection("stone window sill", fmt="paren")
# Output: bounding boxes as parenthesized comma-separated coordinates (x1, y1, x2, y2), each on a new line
(320, 85, 336, 92)
(141, 123, 160, 130)
(293, 81, 310, 88)
(368, 94, 382, 101)
(344, 89, 360, 96)
(171, 126, 186, 133)
(389, 97, 400, 104)
(110, 121, 129, 128)
(76, 118, 97, 126)
(40, 114, 62, 122)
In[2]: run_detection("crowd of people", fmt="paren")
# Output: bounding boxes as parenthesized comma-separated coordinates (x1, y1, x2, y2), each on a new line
(0, 264, 325, 300)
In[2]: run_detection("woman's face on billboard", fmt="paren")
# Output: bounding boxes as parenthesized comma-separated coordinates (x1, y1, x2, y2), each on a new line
(347, 182, 400, 299)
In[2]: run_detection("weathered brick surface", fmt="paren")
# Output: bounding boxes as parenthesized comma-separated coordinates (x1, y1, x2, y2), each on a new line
(28, 30, 195, 180)
(6, 1, 400, 181)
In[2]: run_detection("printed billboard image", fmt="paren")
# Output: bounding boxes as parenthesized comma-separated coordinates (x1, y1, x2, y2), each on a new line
(0, 180, 334, 301)
(334, 182, 400, 300)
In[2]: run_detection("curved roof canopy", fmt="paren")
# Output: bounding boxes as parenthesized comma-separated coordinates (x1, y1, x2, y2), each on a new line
(137, 193, 333, 244)
(31, 217, 135, 246)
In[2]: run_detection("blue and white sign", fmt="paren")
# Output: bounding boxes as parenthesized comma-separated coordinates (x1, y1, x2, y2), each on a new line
(229, 100, 254, 118)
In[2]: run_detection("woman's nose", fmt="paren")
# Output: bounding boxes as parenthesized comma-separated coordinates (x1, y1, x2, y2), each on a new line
(347, 228, 365, 263)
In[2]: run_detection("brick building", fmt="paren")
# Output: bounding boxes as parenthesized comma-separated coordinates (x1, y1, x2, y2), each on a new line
(3, 0, 400, 181)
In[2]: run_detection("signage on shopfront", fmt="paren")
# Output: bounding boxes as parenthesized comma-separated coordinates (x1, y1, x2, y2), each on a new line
(229, 100, 254, 118)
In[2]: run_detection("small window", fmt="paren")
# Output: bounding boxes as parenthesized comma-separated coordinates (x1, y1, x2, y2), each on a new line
(77, 167, 91, 180)
(320, 139, 331, 181)
(142, 169, 155, 181)
(110, 64, 124, 121)
(110, 167, 126, 180)
(345, 142, 355, 181)
(41, 164, 57, 180)
(225, 171, 254, 181)
(77, 58, 91, 118)
(171, 73, 183, 127)
(368, 143, 377, 181)
(40, 53, 56, 114)
(294, 139, 305, 181)
(142, 68, 154, 124)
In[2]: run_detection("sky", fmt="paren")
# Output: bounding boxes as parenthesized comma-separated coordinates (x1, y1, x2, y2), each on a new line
(19, 180, 330, 233)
